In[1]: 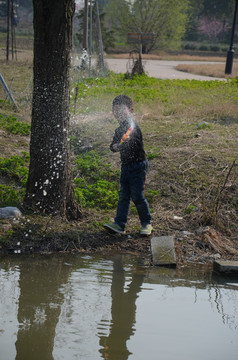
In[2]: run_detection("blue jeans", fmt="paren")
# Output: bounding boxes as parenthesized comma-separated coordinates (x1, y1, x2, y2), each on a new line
(115, 160, 152, 230)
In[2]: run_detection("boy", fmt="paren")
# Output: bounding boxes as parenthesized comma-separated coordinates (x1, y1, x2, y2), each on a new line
(104, 95, 152, 235)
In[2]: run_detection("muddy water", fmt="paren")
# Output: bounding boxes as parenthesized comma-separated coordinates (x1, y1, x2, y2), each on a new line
(0, 254, 238, 360)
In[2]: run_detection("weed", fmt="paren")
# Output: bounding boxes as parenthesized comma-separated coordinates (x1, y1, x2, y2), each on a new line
(200, 160, 237, 227)
(196, 121, 211, 130)
(145, 189, 159, 204)
(184, 205, 196, 214)
(146, 148, 161, 160)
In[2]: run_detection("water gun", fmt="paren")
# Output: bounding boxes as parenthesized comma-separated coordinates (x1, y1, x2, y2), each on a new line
(119, 126, 133, 146)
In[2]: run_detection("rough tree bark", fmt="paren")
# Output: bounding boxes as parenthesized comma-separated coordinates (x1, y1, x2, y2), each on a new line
(24, 0, 81, 219)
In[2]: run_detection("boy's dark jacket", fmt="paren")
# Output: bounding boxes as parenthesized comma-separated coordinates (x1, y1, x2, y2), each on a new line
(110, 119, 146, 166)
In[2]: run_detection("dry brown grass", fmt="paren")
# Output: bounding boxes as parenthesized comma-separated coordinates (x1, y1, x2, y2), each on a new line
(106, 52, 227, 62)
(176, 62, 238, 79)
(0, 48, 33, 62)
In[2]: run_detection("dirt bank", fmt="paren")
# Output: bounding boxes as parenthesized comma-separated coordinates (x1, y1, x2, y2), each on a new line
(1, 212, 238, 268)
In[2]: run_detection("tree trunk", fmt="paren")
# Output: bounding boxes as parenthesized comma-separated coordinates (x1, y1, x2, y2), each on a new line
(83, 0, 88, 50)
(24, 0, 81, 219)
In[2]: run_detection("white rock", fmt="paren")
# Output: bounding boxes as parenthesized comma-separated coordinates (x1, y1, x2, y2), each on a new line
(173, 215, 183, 220)
(182, 230, 194, 236)
(0, 207, 22, 219)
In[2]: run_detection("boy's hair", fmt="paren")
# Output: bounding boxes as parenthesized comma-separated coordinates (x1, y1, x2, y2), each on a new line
(112, 95, 133, 110)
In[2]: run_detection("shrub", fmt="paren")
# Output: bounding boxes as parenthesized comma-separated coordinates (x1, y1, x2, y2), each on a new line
(199, 45, 208, 51)
(184, 43, 197, 50)
(210, 45, 220, 52)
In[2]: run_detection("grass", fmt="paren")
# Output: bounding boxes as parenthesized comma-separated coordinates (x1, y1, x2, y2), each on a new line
(70, 72, 238, 238)
(0, 50, 33, 114)
(0, 49, 238, 259)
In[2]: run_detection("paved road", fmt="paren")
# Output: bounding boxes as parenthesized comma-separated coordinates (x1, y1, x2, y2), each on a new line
(105, 58, 225, 81)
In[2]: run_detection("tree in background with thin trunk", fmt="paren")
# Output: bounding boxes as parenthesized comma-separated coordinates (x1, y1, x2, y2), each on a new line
(104, 0, 190, 53)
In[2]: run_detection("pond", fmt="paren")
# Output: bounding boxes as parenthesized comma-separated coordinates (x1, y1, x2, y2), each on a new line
(0, 254, 238, 360)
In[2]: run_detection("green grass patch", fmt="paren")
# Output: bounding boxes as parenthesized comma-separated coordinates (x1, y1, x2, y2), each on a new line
(0, 152, 30, 186)
(72, 72, 238, 115)
(73, 150, 119, 209)
(0, 184, 25, 207)
(0, 114, 31, 135)
(73, 150, 159, 210)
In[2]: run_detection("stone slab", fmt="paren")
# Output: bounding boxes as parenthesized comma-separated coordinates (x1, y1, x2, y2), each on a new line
(151, 236, 176, 267)
(213, 260, 238, 273)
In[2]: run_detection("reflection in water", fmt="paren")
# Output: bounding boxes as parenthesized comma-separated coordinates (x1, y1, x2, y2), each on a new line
(99, 255, 144, 360)
(0, 262, 20, 360)
(15, 257, 72, 360)
(0, 255, 238, 360)
(210, 275, 238, 331)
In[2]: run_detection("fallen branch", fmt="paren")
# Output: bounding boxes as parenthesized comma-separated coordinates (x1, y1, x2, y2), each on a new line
(201, 227, 238, 255)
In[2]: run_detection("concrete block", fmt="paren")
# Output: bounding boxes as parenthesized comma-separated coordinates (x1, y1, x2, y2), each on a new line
(151, 236, 176, 267)
(213, 260, 238, 273)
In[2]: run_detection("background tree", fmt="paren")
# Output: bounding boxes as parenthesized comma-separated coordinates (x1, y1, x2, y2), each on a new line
(184, 0, 235, 43)
(104, 0, 190, 53)
(183, 0, 204, 42)
(201, 0, 234, 18)
(0, 0, 7, 18)
(198, 16, 230, 41)
(76, 1, 115, 53)
(200, 0, 235, 41)
(24, 0, 81, 219)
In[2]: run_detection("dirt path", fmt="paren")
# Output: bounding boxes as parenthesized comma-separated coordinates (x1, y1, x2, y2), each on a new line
(105, 58, 225, 81)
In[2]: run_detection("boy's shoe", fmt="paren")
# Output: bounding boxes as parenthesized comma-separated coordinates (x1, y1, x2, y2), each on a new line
(140, 224, 153, 235)
(104, 222, 125, 234)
